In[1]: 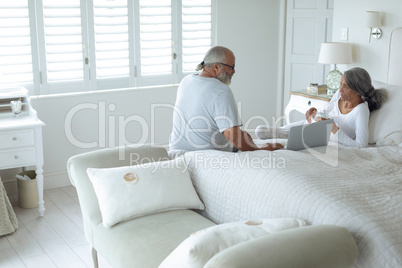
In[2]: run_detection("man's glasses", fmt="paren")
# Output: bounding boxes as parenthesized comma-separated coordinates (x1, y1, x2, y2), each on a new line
(218, 62, 235, 70)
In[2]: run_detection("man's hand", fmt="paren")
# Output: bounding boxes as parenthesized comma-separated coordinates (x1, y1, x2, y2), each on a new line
(305, 107, 317, 123)
(260, 143, 284, 151)
(223, 126, 261, 151)
(224, 127, 285, 152)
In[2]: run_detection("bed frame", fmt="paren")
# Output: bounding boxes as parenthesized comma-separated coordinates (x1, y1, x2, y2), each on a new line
(387, 27, 402, 85)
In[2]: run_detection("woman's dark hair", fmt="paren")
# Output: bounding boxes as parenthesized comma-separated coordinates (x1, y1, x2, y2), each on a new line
(344, 67, 387, 112)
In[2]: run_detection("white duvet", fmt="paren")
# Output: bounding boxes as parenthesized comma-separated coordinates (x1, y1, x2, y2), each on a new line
(184, 144, 402, 268)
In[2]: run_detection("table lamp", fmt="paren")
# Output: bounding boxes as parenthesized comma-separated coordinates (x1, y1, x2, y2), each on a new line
(318, 42, 353, 95)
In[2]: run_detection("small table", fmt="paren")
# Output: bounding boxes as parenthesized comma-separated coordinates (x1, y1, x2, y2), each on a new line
(285, 89, 332, 124)
(0, 118, 45, 216)
(0, 88, 45, 216)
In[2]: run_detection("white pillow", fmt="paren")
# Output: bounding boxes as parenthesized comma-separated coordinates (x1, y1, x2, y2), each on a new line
(369, 81, 402, 145)
(87, 157, 205, 227)
(158, 218, 306, 268)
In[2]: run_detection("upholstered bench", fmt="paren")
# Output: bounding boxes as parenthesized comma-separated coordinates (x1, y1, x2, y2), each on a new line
(67, 145, 358, 268)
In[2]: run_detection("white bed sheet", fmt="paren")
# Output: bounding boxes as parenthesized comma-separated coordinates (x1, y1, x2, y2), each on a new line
(184, 144, 402, 268)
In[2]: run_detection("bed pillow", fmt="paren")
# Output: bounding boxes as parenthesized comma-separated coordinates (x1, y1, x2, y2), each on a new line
(158, 218, 306, 268)
(87, 157, 205, 227)
(369, 80, 402, 145)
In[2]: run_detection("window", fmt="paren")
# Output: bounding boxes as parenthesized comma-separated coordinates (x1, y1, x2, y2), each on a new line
(0, 0, 215, 95)
(0, 0, 34, 89)
(139, 0, 172, 76)
(136, 0, 173, 86)
(41, 0, 84, 82)
(181, 0, 213, 74)
(93, 0, 130, 79)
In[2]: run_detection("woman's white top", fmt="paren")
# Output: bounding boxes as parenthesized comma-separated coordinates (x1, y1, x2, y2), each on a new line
(322, 90, 370, 147)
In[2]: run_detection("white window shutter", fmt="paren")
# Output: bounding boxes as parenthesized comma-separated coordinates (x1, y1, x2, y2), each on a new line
(93, 0, 129, 79)
(1, 0, 216, 94)
(0, 0, 34, 89)
(41, 0, 84, 82)
(139, 0, 172, 76)
(182, 0, 212, 73)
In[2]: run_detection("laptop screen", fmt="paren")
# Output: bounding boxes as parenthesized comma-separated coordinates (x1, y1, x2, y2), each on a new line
(286, 119, 334, 151)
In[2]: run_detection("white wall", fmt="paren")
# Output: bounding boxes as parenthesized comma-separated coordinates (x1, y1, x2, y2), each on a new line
(216, 0, 283, 129)
(2, 86, 178, 198)
(33, 85, 178, 181)
(2, 0, 283, 196)
(332, 0, 402, 82)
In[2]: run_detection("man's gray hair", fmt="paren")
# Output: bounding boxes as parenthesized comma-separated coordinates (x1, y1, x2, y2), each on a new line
(344, 67, 387, 112)
(195, 46, 232, 71)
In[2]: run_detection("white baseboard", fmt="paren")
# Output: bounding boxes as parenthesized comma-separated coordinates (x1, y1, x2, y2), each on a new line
(2, 170, 72, 201)
(44, 170, 72, 190)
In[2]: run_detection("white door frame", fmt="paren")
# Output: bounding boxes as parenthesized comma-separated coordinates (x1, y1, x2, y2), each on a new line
(280, 0, 334, 123)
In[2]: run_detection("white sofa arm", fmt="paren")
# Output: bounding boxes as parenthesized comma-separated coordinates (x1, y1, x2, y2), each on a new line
(66, 144, 169, 244)
(204, 225, 358, 268)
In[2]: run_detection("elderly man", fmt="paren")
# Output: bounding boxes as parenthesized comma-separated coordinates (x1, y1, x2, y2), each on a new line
(169, 46, 283, 152)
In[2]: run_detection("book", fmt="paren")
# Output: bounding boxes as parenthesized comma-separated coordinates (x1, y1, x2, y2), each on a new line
(307, 84, 327, 94)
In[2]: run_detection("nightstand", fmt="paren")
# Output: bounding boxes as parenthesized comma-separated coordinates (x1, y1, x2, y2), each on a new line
(285, 89, 332, 124)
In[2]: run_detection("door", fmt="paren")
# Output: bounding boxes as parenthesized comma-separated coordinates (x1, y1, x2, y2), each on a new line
(283, 0, 334, 121)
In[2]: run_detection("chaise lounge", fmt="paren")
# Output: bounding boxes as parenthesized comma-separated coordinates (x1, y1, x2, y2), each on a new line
(67, 144, 358, 268)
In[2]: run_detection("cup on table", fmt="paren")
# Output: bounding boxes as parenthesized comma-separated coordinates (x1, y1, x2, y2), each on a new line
(313, 112, 329, 121)
(10, 100, 22, 117)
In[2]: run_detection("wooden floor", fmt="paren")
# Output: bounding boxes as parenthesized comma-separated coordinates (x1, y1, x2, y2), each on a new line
(0, 186, 112, 268)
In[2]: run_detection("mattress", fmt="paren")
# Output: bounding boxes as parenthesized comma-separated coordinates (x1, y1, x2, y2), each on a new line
(184, 144, 402, 268)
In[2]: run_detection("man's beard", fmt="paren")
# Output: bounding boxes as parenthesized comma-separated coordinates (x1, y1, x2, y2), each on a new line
(217, 71, 232, 85)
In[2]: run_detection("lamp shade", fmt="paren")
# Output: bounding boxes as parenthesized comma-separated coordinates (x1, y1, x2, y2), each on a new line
(318, 42, 353, 64)
(365, 11, 381, 27)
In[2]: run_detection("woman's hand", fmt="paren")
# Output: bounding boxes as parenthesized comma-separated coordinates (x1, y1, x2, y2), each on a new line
(331, 122, 339, 134)
(314, 116, 329, 122)
(305, 107, 317, 123)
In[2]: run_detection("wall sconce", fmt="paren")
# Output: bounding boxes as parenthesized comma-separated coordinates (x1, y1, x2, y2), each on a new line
(366, 11, 382, 42)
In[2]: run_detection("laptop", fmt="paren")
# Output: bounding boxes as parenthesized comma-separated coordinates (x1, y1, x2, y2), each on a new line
(285, 119, 334, 151)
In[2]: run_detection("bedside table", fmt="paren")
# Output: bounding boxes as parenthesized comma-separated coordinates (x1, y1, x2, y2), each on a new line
(285, 89, 332, 124)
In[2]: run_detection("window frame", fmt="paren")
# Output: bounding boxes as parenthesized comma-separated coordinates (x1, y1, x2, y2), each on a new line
(6, 0, 215, 96)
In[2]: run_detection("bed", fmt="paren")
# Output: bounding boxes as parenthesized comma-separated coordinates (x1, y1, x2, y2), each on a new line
(181, 28, 402, 268)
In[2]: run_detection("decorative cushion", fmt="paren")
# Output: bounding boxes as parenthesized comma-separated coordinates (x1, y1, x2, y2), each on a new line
(369, 80, 402, 145)
(158, 218, 306, 268)
(87, 157, 205, 227)
(203, 225, 358, 268)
